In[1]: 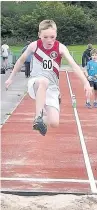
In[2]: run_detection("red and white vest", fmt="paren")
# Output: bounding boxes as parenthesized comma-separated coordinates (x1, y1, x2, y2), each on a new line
(32, 39, 62, 78)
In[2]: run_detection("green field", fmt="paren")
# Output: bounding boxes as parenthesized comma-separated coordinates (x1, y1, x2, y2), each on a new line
(10, 44, 97, 65)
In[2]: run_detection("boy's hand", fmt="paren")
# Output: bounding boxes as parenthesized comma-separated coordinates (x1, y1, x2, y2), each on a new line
(5, 79, 13, 90)
(84, 81, 93, 98)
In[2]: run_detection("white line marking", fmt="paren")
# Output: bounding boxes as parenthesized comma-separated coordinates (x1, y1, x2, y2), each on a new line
(66, 71, 97, 193)
(1, 177, 97, 183)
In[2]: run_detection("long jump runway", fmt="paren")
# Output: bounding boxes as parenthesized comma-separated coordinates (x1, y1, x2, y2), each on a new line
(1, 71, 97, 194)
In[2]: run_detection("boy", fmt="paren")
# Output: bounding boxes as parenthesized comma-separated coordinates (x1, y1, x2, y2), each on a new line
(84, 48, 97, 108)
(5, 20, 92, 136)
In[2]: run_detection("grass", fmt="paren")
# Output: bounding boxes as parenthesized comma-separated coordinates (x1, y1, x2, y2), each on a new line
(63, 44, 97, 65)
(10, 44, 97, 65)
(10, 46, 23, 57)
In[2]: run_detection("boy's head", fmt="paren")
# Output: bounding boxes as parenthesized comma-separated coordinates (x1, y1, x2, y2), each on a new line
(38, 20, 57, 49)
(87, 43, 93, 50)
(90, 49, 97, 61)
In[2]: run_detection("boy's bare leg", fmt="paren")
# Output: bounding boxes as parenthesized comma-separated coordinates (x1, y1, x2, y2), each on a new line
(93, 90, 97, 107)
(46, 106, 59, 128)
(94, 90, 97, 101)
(39, 106, 59, 128)
(33, 78, 49, 136)
(86, 86, 93, 108)
(34, 78, 49, 117)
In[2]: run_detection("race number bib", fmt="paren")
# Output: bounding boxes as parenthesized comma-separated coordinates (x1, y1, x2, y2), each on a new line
(43, 58, 53, 71)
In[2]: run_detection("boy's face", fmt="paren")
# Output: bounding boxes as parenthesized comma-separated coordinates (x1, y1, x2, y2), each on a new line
(92, 53, 97, 61)
(38, 27, 57, 49)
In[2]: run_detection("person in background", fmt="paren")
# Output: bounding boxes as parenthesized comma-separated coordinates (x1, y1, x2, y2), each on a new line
(22, 41, 32, 78)
(82, 44, 93, 67)
(1, 40, 10, 72)
(84, 48, 97, 108)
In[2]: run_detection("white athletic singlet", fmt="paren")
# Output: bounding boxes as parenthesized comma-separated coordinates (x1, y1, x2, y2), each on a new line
(31, 39, 62, 86)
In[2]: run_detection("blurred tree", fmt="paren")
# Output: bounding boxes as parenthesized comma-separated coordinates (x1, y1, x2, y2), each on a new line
(1, 1, 97, 45)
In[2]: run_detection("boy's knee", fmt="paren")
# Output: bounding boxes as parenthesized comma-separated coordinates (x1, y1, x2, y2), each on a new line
(36, 78, 49, 89)
(49, 119, 59, 128)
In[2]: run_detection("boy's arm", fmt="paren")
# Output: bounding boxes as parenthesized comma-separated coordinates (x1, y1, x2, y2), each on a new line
(84, 62, 89, 78)
(59, 43, 92, 97)
(84, 68, 88, 78)
(9, 41, 37, 80)
(59, 43, 90, 86)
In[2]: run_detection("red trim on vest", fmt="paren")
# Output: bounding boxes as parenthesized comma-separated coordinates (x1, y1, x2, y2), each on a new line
(37, 40, 61, 65)
(34, 39, 61, 78)
(34, 52, 43, 63)
(53, 67, 59, 78)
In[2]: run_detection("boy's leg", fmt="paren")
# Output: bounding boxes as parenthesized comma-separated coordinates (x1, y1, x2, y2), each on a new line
(86, 81, 93, 108)
(43, 85, 60, 127)
(93, 83, 97, 107)
(94, 90, 97, 101)
(34, 77, 49, 117)
(33, 77, 49, 136)
(46, 106, 59, 127)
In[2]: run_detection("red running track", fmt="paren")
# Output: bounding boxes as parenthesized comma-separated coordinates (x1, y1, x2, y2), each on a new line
(1, 72, 97, 194)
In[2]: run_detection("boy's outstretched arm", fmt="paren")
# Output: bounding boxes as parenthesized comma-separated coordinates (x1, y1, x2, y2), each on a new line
(84, 68, 88, 78)
(59, 43, 92, 97)
(5, 41, 37, 89)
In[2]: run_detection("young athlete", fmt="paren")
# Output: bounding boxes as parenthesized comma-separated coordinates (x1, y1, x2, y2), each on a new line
(84, 48, 97, 108)
(5, 20, 92, 136)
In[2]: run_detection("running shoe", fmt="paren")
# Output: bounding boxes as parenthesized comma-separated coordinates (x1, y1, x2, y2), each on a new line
(33, 111, 47, 136)
(85, 102, 92, 109)
(93, 102, 97, 108)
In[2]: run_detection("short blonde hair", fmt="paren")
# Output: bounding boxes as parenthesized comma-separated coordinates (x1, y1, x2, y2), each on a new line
(90, 48, 97, 56)
(39, 20, 57, 32)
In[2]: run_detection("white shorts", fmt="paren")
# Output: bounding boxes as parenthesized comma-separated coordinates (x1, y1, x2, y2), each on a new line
(28, 77, 60, 112)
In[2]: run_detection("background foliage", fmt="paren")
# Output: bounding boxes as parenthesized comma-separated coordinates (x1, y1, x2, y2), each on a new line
(1, 1, 97, 45)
